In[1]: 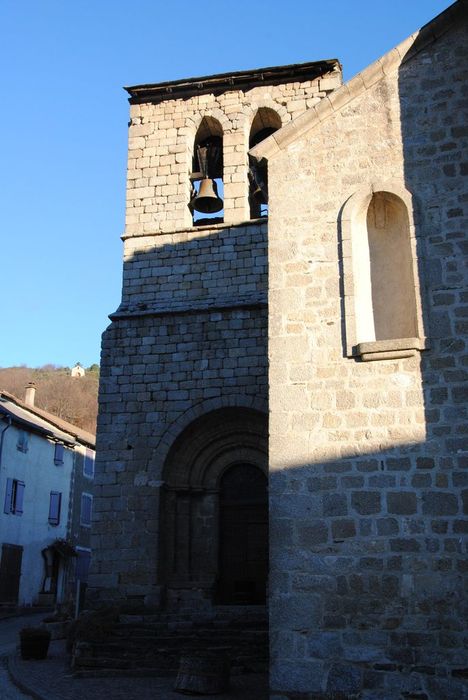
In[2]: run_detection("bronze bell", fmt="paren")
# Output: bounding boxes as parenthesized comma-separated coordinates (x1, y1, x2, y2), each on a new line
(191, 178, 223, 214)
(251, 184, 267, 205)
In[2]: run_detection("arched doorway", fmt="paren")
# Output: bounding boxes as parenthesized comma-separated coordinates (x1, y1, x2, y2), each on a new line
(160, 408, 268, 609)
(218, 463, 268, 604)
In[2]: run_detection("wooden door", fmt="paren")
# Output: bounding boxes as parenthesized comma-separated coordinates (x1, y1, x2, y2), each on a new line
(217, 464, 268, 604)
(0, 543, 23, 603)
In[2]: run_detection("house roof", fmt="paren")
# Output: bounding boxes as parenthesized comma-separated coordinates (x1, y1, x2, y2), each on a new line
(0, 390, 95, 449)
(250, 0, 465, 162)
(124, 59, 341, 104)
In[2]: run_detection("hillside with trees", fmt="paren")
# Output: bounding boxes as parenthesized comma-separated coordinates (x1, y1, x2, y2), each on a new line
(0, 364, 99, 434)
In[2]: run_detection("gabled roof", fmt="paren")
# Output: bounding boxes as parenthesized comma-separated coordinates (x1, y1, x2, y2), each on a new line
(250, 1, 465, 162)
(0, 390, 95, 449)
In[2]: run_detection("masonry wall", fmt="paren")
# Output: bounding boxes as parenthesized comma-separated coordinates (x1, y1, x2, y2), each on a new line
(92, 250, 268, 605)
(124, 70, 341, 234)
(89, 65, 343, 607)
(266, 16, 467, 700)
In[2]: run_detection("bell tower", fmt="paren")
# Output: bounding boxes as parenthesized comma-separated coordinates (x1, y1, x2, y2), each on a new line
(90, 60, 342, 610)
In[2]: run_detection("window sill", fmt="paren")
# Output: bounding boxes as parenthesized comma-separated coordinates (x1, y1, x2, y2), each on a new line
(355, 337, 426, 362)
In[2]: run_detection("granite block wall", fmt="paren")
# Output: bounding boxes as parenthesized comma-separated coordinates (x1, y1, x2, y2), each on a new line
(89, 65, 341, 606)
(264, 9, 467, 699)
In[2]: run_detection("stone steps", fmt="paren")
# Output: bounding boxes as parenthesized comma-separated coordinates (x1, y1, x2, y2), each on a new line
(72, 609, 268, 676)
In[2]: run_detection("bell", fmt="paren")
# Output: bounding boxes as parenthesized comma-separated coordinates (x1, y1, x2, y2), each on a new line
(251, 184, 267, 205)
(191, 178, 223, 214)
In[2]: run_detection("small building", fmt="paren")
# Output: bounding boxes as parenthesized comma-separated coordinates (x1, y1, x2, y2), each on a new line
(0, 386, 95, 608)
(71, 362, 85, 378)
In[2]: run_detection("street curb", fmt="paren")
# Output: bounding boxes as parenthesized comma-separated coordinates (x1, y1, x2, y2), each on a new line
(8, 651, 58, 700)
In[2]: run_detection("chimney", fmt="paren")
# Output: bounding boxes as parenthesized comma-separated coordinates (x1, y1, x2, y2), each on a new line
(24, 382, 36, 407)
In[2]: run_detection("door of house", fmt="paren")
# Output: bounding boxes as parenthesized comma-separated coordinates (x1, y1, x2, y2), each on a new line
(217, 464, 268, 604)
(0, 543, 23, 603)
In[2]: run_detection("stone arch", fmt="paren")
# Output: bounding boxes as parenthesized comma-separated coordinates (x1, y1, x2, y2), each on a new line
(341, 181, 426, 360)
(188, 114, 227, 224)
(248, 107, 283, 218)
(150, 394, 268, 480)
(187, 108, 232, 138)
(249, 106, 283, 142)
(239, 100, 290, 128)
(159, 406, 268, 607)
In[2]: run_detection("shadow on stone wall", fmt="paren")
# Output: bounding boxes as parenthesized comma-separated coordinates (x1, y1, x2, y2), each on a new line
(270, 9, 467, 698)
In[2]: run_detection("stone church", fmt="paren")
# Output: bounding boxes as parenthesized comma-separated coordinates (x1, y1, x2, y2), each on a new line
(89, 2, 467, 697)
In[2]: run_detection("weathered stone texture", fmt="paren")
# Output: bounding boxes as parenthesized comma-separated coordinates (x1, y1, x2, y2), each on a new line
(90, 66, 339, 608)
(92, 305, 268, 599)
(125, 73, 341, 235)
(265, 12, 468, 700)
(119, 222, 267, 312)
(90, 4, 467, 697)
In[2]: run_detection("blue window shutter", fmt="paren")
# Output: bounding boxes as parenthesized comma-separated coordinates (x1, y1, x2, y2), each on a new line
(81, 494, 92, 526)
(15, 481, 25, 515)
(54, 443, 64, 465)
(83, 449, 94, 477)
(4, 478, 13, 514)
(48, 491, 61, 525)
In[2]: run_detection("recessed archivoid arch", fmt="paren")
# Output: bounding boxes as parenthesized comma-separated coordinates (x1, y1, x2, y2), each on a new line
(341, 181, 426, 358)
(367, 191, 418, 341)
(248, 107, 282, 218)
(159, 407, 268, 607)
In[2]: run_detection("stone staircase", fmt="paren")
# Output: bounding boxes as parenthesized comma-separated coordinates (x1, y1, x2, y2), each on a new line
(72, 606, 268, 678)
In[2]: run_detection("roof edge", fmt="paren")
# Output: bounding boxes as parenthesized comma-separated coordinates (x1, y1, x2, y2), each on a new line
(0, 390, 95, 448)
(125, 59, 341, 104)
(251, 1, 464, 162)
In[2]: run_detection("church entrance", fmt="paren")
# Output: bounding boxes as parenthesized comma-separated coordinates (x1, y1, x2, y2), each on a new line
(160, 407, 268, 609)
(217, 464, 268, 604)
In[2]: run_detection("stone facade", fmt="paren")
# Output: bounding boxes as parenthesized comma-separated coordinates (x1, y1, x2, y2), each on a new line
(91, 2, 467, 698)
(253, 3, 467, 698)
(91, 60, 342, 608)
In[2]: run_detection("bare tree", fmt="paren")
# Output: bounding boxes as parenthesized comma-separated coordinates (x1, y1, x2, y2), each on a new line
(0, 366, 98, 433)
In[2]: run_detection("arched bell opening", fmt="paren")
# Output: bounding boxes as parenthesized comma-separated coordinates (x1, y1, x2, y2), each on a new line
(190, 116, 224, 226)
(217, 463, 268, 605)
(159, 407, 268, 610)
(249, 108, 282, 219)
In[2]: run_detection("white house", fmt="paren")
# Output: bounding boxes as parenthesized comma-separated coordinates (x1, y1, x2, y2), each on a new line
(0, 387, 95, 608)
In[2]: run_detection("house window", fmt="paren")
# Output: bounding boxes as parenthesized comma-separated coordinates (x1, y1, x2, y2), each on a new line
(80, 493, 93, 527)
(16, 431, 28, 453)
(48, 491, 62, 526)
(83, 449, 94, 478)
(54, 443, 64, 465)
(3, 479, 25, 515)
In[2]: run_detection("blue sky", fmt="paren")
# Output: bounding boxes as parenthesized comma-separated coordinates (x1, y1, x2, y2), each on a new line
(0, 0, 453, 368)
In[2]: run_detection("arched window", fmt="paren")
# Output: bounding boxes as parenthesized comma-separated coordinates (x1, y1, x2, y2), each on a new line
(189, 117, 224, 226)
(248, 108, 282, 219)
(342, 183, 426, 361)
